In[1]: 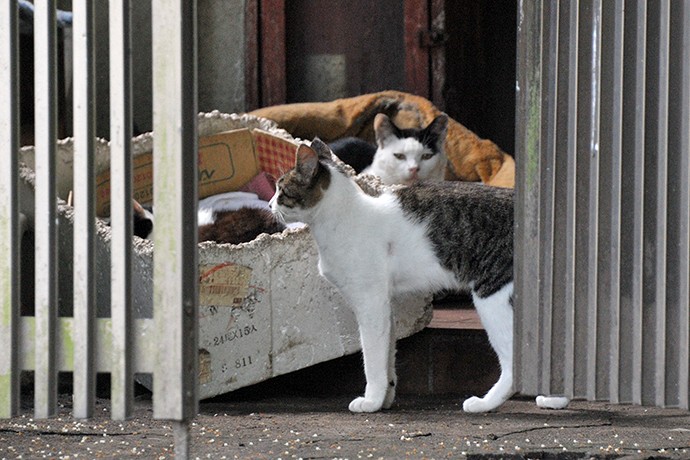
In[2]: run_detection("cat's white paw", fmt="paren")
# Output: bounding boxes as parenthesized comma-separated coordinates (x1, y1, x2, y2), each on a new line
(536, 395, 570, 409)
(349, 397, 384, 413)
(463, 396, 501, 413)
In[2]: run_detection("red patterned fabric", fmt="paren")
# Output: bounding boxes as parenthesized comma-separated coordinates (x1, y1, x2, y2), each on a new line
(253, 129, 297, 180)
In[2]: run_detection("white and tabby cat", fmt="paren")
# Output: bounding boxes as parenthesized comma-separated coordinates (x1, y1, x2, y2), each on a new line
(271, 139, 568, 413)
(330, 113, 448, 185)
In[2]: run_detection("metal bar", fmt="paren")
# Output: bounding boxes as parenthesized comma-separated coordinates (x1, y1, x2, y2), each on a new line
(598, 0, 624, 403)
(587, 0, 604, 400)
(571, 0, 601, 399)
(19, 317, 157, 373)
(109, 0, 134, 422)
(174, 421, 191, 458)
(586, 0, 604, 399)
(557, 0, 578, 399)
(563, 0, 579, 400)
(640, 0, 670, 407)
(0, 0, 20, 419)
(652, 1, 670, 407)
(19, 317, 158, 374)
(538, 0, 559, 396)
(655, 0, 671, 408)
(581, 0, 605, 399)
(151, 0, 199, 433)
(548, 0, 573, 397)
(72, 0, 97, 419)
(666, 0, 690, 410)
(572, 0, 590, 399)
(33, 0, 59, 419)
(514, 0, 543, 396)
(619, 0, 646, 405)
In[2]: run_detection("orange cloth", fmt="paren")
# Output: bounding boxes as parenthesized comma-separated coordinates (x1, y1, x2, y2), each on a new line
(250, 91, 514, 188)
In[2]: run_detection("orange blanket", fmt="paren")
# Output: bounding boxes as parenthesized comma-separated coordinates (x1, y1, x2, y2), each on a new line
(250, 90, 514, 188)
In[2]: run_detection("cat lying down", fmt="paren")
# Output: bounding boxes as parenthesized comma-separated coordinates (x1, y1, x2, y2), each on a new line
(198, 207, 285, 245)
(270, 138, 569, 413)
(131, 192, 290, 245)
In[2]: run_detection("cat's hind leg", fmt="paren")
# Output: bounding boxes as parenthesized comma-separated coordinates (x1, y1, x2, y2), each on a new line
(463, 283, 515, 413)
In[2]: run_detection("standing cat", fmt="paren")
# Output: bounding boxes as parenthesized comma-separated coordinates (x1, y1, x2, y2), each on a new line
(330, 113, 449, 185)
(271, 139, 568, 413)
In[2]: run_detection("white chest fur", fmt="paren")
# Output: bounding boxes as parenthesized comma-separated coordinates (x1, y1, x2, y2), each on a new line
(308, 174, 457, 299)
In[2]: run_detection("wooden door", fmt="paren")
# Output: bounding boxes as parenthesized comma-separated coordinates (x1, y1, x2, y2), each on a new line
(252, 0, 438, 108)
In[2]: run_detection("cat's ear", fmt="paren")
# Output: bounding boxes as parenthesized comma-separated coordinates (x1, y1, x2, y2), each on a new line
(295, 144, 320, 180)
(425, 114, 449, 147)
(310, 137, 333, 160)
(373, 113, 398, 148)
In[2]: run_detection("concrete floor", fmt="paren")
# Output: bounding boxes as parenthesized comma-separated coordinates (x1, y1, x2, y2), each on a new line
(1, 393, 689, 459)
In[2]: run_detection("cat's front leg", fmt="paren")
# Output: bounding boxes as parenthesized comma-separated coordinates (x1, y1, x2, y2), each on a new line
(348, 293, 394, 413)
(382, 324, 397, 410)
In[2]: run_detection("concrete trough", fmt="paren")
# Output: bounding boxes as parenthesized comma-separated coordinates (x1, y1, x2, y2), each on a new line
(17, 111, 432, 399)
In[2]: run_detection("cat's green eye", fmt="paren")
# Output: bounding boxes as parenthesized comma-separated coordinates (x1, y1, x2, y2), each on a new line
(394, 153, 406, 160)
(421, 153, 435, 160)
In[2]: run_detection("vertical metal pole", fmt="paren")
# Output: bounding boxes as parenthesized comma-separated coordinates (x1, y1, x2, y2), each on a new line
(0, 0, 20, 419)
(538, 0, 559, 396)
(619, 0, 646, 405)
(599, 0, 624, 403)
(641, 0, 670, 407)
(152, 0, 198, 455)
(110, 0, 134, 421)
(574, 0, 602, 401)
(514, 0, 543, 396)
(72, 0, 97, 419)
(174, 421, 192, 458)
(666, 0, 690, 410)
(545, 0, 579, 399)
(561, 0, 578, 400)
(33, 0, 59, 419)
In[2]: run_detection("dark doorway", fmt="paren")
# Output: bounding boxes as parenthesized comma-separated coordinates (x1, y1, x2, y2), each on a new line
(442, 1, 517, 155)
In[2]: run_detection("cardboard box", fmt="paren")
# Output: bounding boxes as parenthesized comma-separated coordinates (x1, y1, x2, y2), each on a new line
(93, 127, 297, 217)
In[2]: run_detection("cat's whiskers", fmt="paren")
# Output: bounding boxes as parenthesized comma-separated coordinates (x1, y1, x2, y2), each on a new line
(269, 199, 285, 224)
